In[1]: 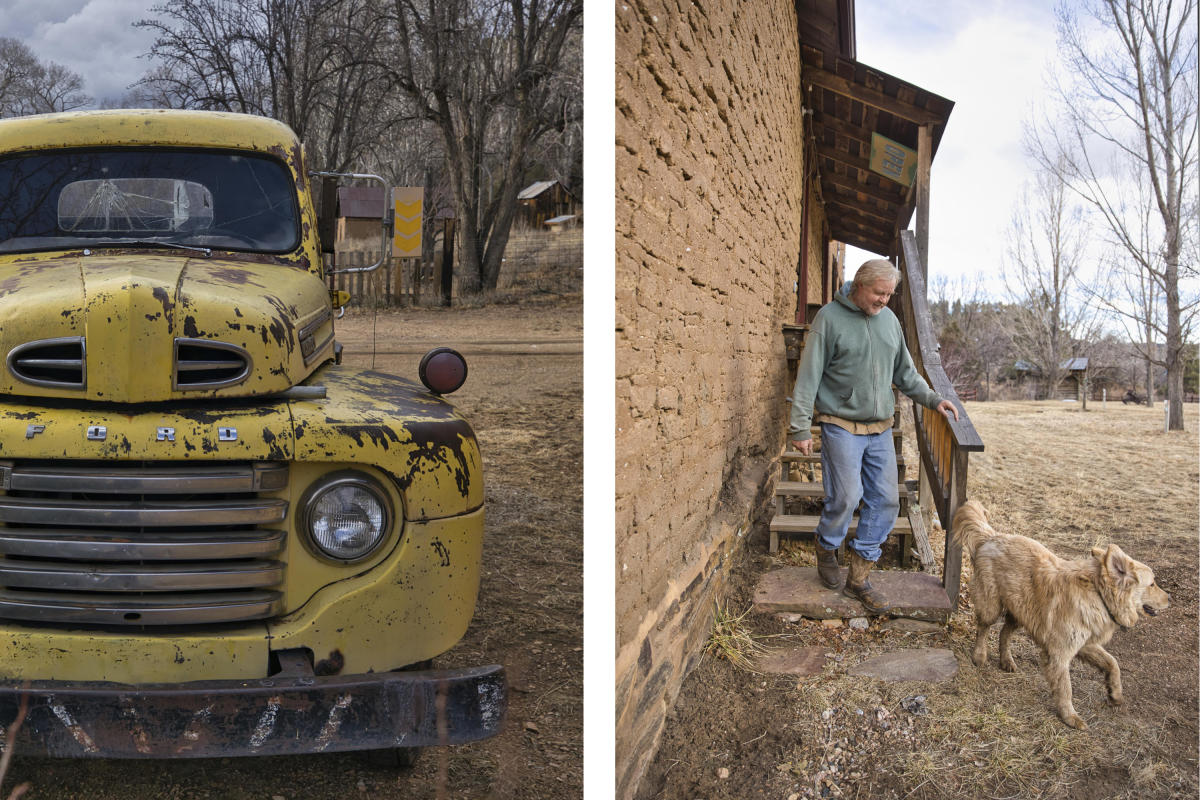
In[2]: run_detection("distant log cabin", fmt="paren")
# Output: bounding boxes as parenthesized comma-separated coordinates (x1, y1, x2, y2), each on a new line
(517, 180, 579, 229)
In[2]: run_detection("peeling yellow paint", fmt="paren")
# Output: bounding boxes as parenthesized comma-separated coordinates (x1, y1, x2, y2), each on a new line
(0, 110, 488, 694)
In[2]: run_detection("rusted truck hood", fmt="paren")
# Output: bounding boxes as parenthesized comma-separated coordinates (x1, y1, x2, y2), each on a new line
(0, 253, 334, 403)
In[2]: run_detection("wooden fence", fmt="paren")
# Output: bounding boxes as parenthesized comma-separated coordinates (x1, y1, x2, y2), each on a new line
(324, 251, 434, 307)
(325, 226, 582, 307)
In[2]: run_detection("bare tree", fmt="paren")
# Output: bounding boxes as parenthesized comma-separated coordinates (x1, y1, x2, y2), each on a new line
(1028, 0, 1198, 428)
(1004, 167, 1103, 400)
(931, 274, 1013, 401)
(0, 38, 91, 117)
(381, 0, 583, 293)
(1086, 160, 1200, 404)
(137, 0, 398, 171)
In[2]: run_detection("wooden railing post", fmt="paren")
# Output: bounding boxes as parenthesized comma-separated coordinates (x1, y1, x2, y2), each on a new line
(915, 125, 932, 281)
(943, 448, 968, 608)
(895, 231, 984, 604)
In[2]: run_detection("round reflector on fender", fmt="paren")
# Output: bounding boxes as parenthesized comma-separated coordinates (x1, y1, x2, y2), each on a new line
(419, 347, 468, 394)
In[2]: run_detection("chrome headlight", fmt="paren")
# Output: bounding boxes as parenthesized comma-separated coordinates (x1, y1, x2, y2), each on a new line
(299, 471, 394, 563)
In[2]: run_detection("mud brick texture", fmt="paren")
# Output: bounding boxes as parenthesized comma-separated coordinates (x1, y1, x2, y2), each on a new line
(615, 2, 820, 797)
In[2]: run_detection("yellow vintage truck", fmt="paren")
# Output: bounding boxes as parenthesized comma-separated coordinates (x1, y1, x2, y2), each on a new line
(0, 109, 504, 759)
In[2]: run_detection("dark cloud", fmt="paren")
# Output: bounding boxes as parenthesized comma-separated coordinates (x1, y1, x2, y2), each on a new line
(2, 0, 159, 104)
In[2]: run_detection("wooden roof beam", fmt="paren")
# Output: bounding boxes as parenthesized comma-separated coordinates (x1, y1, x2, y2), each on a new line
(808, 108, 875, 144)
(804, 64, 943, 127)
(827, 198, 895, 229)
(833, 229, 893, 256)
(832, 214, 893, 243)
(822, 170, 905, 208)
(813, 143, 910, 196)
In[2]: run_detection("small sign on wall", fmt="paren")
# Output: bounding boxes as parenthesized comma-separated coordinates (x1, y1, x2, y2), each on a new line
(392, 187, 423, 258)
(869, 133, 917, 187)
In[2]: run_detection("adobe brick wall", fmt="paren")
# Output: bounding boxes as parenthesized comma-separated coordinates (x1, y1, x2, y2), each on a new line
(615, 2, 817, 797)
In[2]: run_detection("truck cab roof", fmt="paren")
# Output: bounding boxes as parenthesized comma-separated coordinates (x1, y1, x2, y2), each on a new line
(0, 109, 303, 157)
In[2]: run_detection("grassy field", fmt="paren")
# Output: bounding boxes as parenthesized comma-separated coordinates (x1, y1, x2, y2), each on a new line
(641, 400, 1198, 800)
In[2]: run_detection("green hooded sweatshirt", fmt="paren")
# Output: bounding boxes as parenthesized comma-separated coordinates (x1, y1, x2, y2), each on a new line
(788, 281, 942, 441)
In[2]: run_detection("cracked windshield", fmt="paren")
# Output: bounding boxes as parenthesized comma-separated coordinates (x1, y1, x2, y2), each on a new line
(0, 149, 299, 254)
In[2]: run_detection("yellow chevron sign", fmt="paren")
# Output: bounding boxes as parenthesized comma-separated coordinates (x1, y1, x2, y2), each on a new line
(392, 187, 423, 257)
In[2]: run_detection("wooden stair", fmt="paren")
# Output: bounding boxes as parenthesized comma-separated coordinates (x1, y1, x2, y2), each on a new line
(762, 421, 944, 621)
(769, 426, 927, 562)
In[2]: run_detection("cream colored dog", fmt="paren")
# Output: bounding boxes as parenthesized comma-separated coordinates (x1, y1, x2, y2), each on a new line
(952, 500, 1169, 730)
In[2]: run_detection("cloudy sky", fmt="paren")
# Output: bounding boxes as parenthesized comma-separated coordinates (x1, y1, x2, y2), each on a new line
(2, 0, 159, 103)
(4, 0, 1173, 303)
(847, 0, 1063, 296)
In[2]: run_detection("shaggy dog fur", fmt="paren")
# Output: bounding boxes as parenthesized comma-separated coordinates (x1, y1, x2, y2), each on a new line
(952, 500, 1169, 730)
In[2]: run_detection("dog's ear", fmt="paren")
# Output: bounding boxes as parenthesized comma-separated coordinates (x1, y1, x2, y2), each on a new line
(1091, 546, 1106, 560)
(1101, 544, 1133, 585)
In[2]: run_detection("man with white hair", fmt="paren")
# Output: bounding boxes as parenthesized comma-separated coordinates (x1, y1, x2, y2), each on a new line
(789, 259, 959, 613)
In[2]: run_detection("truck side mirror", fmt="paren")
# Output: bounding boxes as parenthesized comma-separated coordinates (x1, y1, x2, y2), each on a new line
(309, 170, 388, 275)
(317, 176, 338, 255)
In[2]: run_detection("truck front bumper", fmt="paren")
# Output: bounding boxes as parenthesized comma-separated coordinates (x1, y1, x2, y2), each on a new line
(0, 659, 505, 758)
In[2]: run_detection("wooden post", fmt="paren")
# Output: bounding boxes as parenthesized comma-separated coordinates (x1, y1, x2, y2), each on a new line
(798, 165, 810, 324)
(441, 219, 456, 307)
(942, 448, 968, 608)
(914, 123, 935, 538)
(915, 124, 932, 283)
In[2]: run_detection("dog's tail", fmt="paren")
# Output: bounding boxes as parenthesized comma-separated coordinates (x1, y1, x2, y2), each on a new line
(951, 499, 996, 556)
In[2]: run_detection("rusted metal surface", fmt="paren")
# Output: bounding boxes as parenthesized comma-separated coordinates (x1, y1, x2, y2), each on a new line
(0, 661, 506, 758)
(0, 109, 497, 757)
(0, 255, 335, 403)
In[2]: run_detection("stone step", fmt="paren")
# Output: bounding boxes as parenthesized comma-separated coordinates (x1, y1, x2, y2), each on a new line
(753, 566, 952, 623)
(769, 514, 913, 535)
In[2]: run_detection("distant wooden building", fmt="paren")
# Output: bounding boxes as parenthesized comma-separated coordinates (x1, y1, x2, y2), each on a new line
(517, 180, 579, 228)
(1059, 357, 1089, 400)
(335, 186, 387, 252)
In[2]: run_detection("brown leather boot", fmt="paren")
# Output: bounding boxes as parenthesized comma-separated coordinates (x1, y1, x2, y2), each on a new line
(814, 542, 842, 589)
(843, 550, 892, 614)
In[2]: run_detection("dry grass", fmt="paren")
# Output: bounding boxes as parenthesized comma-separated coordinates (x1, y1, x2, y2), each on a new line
(704, 604, 776, 673)
(649, 399, 1198, 800)
(896, 399, 1199, 799)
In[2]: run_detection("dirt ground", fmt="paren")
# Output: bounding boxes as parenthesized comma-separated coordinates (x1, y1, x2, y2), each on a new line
(2, 300, 583, 799)
(640, 400, 1198, 800)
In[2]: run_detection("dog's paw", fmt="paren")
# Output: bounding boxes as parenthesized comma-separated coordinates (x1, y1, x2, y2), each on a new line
(1107, 692, 1124, 706)
(1062, 714, 1088, 730)
(999, 657, 1017, 673)
(971, 651, 988, 668)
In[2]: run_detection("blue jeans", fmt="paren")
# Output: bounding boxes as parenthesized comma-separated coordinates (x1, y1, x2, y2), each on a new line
(816, 423, 899, 563)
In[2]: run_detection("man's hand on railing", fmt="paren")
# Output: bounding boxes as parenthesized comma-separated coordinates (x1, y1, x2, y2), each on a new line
(936, 399, 960, 422)
(791, 439, 813, 456)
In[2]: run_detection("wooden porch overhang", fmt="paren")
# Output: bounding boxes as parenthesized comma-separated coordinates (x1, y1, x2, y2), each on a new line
(800, 45, 954, 256)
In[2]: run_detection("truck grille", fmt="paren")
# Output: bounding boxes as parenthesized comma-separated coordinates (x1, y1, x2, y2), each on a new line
(6, 337, 86, 389)
(0, 461, 288, 627)
(174, 338, 252, 390)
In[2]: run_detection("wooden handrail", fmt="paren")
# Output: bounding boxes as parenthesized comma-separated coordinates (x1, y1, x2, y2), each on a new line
(895, 230, 984, 605)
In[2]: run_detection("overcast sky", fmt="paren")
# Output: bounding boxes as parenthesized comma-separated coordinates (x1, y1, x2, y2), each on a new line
(2, 0, 159, 104)
(5, 0, 1179, 305)
(846, 0, 1063, 297)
